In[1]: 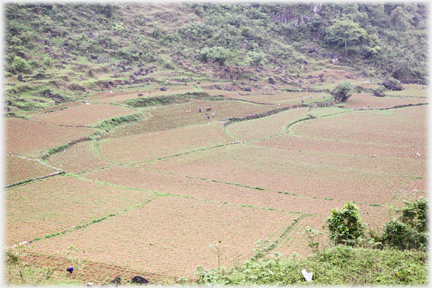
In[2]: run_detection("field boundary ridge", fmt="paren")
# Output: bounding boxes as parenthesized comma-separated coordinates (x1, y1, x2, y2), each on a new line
(223, 104, 308, 127)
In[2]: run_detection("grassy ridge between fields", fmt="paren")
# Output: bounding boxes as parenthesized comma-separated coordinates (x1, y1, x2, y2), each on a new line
(125, 92, 224, 108)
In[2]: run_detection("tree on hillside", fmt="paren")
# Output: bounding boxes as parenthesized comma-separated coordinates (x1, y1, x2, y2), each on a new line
(332, 81, 353, 102)
(198, 46, 231, 65)
(325, 18, 367, 56)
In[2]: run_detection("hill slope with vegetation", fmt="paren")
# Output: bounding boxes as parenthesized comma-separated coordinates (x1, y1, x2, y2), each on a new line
(4, 2, 428, 113)
(3, 2, 429, 286)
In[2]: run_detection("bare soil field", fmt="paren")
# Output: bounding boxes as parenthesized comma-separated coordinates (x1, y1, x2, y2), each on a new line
(81, 166, 343, 214)
(253, 137, 425, 177)
(100, 122, 233, 164)
(344, 93, 428, 109)
(30, 103, 136, 126)
(143, 144, 407, 204)
(255, 134, 427, 161)
(6, 176, 158, 246)
(225, 107, 308, 142)
(21, 252, 167, 285)
(45, 140, 115, 173)
(5, 118, 95, 157)
(108, 100, 275, 138)
(5, 79, 427, 284)
(5, 156, 58, 185)
(227, 91, 329, 105)
(28, 196, 297, 278)
(384, 84, 428, 97)
(90, 87, 200, 104)
(292, 106, 427, 148)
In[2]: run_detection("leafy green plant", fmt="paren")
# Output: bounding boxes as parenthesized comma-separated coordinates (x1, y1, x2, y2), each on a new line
(198, 46, 231, 65)
(326, 202, 366, 246)
(244, 51, 266, 67)
(11, 56, 30, 72)
(380, 197, 428, 250)
(305, 226, 324, 253)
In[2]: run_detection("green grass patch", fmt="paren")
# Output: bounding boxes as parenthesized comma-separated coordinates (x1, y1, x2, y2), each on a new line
(196, 245, 428, 285)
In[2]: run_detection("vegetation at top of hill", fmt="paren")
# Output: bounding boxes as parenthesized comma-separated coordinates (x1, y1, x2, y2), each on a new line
(4, 2, 428, 113)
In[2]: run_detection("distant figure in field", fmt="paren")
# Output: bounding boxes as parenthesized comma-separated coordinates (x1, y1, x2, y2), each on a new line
(199, 107, 201, 113)
(110, 90, 112, 94)
(301, 100, 304, 103)
(67, 267, 73, 274)
(206, 113, 209, 119)
(212, 112, 215, 117)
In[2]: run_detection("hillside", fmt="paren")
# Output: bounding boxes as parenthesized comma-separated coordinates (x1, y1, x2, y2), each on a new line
(4, 2, 428, 113)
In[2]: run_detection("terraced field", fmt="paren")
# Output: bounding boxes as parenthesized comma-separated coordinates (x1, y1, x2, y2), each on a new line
(345, 92, 428, 109)
(228, 91, 329, 105)
(30, 103, 136, 126)
(100, 122, 234, 164)
(108, 99, 275, 138)
(5, 118, 96, 157)
(5, 76, 428, 285)
(225, 107, 309, 142)
(5, 155, 59, 185)
(143, 144, 410, 204)
(5, 176, 158, 246)
(28, 196, 298, 278)
(44, 140, 114, 174)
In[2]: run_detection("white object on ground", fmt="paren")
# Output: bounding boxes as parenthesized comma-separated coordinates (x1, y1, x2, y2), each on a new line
(302, 269, 313, 282)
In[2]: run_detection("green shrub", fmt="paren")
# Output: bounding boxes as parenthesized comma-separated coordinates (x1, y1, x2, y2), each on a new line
(380, 197, 428, 250)
(244, 51, 266, 67)
(11, 56, 30, 72)
(198, 46, 231, 65)
(326, 202, 366, 246)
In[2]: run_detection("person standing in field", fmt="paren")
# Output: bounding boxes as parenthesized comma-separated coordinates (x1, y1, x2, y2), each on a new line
(199, 107, 202, 113)
(110, 90, 112, 94)
(212, 112, 215, 117)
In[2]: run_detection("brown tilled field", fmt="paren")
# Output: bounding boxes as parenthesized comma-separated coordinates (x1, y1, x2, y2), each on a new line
(225, 107, 308, 142)
(5, 74, 428, 285)
(345, 92, 428, 109)
(292, 106, 427, 148)
(30, 103, 137, 126)
(108, 100, 276, 138)
(6, 176, 159, 246)
(81, 166, 340, 213)
(28, 196, 298, 279)
(142, 144, 412, 204)
(90, 86, 197, 104)
(6, 118, 96, 157)
(45, 141, 115, 174)
(227, 91, 329, 105)
(5, 156, 58, 185)
(100, 122, 234, 164)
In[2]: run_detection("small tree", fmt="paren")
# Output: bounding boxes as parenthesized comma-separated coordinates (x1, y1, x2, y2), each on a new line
(381, 197, 428, 250)
(332, 81, 353, 102)
(326, 202, 366, 246)
(11, 56, 30, 72)
(198, 46, 230, 65)
(325, 19, 367, 56)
